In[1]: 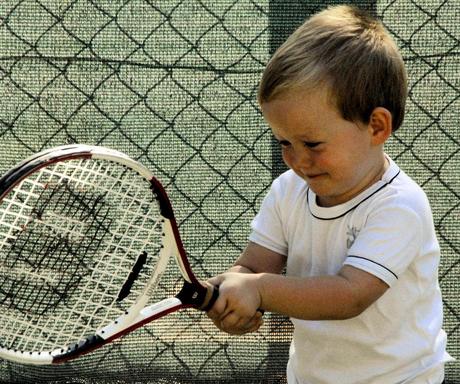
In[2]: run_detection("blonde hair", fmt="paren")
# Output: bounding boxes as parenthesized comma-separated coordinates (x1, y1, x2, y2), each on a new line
(258, 5, 407, 131)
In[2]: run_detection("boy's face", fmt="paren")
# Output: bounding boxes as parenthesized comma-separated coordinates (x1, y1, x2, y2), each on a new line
(261, 88, 387, 207)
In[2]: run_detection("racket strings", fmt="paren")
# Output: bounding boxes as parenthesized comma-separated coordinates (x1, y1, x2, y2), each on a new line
(0, 158, 165, 353)
(1, 179, 109, 315)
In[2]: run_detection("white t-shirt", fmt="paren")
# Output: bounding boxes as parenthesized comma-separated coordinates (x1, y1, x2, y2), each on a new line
(249, 157, 452, 384)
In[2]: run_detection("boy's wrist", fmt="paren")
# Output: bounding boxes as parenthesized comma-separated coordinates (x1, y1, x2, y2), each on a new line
(254, 272, 271, 312)
(229, 264, 256, 274)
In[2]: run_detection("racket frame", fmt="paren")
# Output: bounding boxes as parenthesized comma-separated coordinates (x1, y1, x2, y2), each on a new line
(0, 145, 217, 365)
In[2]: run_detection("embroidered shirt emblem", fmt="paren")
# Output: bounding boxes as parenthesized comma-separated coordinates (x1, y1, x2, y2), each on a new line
(346, 225, 360, 249)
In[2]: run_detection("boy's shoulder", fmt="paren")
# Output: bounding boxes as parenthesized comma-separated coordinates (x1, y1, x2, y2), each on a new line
(266, 170, 309, 212)
(349, 158, 435, 231)
(380, 159, 430, 211)
(272, 169, 308, 195)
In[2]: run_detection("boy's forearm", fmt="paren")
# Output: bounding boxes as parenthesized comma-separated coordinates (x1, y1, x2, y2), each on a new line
(256, 272, 367, 320)
(220, 244, 387, 321)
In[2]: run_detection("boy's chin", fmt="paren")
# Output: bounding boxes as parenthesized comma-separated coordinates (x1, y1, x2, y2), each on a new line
(309, 186, 349, 207)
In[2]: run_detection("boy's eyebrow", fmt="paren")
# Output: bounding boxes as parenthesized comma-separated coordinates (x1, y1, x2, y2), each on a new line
(272, 132, 323, 142)
(271, 132, 285, 140)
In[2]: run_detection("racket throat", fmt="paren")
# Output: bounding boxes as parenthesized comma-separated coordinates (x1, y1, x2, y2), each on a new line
(176, 281, 218, 311)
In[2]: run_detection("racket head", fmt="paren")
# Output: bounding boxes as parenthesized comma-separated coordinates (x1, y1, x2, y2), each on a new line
(0, 145, 201, 364)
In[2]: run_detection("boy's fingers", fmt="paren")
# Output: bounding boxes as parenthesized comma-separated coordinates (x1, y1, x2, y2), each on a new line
(216, 310, 264, 335)
(206, 293, 233, 321)
(205, 275, 227, 317)
(206, 298, 226, 319)
(224, 316, 264, 335)
(254, 310, 264, 319)
(245, 317, 264, 334)
(207, 274, 224, 287)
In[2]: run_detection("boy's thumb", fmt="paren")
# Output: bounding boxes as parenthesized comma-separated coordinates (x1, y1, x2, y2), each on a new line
(207, 274, 224, 287)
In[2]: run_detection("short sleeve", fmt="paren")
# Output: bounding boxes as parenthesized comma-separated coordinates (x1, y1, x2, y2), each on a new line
(344, 203, 422, 287)
(248, 178, 288, 256)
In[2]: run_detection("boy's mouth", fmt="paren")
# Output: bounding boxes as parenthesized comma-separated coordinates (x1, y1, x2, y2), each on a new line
(306, 173, 324, 179)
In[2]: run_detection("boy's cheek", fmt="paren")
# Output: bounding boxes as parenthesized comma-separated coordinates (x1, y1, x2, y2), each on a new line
(281, 152, 294, 169)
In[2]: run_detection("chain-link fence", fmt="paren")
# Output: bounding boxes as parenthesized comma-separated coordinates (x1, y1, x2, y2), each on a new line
(0, 0, 458, 383)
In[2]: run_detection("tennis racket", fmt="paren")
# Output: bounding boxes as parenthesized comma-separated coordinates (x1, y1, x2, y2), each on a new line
(0, 144, 218, 365)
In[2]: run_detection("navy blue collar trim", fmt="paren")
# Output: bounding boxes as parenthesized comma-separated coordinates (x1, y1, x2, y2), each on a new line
(307, 170, 401, 221)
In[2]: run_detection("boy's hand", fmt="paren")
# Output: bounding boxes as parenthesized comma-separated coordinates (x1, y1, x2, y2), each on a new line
(206, 272, 264, 335)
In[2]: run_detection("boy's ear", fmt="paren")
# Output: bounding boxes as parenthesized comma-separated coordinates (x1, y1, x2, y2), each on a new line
(368, 107, 392, 145)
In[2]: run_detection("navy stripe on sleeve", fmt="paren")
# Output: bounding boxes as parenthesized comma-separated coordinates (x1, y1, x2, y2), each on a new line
(347, 255, 398, 280)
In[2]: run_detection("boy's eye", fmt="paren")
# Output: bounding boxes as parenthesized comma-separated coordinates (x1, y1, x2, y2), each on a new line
(304, 142, 321, 148)
(275, 139, 322, 149)
(277, 140, 290, 147)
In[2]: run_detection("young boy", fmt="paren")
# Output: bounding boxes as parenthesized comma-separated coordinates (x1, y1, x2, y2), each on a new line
(206, 5, 452, 384)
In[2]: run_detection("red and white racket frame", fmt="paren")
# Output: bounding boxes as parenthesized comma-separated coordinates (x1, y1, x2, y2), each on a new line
(0, 145, 218, 365)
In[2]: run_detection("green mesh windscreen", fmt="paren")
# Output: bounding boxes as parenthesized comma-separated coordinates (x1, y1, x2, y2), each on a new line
(0, 1, 458, 383)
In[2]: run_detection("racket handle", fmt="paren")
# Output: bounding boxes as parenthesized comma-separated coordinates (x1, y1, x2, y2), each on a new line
(200, 283, 219, 312)
(176, 281, 218, 311)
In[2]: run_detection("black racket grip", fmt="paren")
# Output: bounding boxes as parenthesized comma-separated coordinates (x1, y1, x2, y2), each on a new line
(177, 281, 218, 311)
(200, 285, 219, 312)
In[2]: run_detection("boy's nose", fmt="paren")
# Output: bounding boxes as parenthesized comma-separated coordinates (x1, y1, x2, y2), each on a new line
(293, 150, 313, 171)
